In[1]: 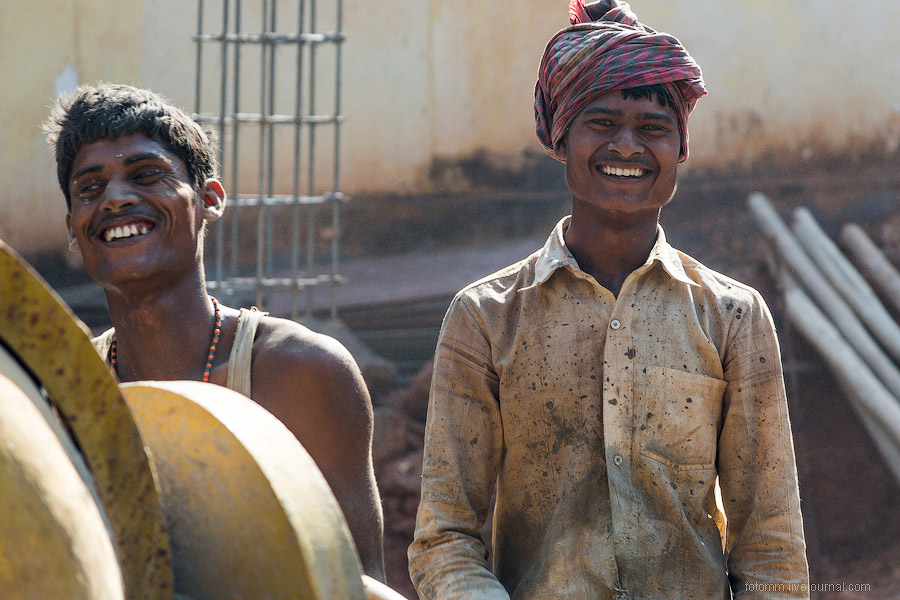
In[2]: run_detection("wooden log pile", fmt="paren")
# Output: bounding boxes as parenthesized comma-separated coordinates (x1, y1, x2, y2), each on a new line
(749, 193, 900, 485)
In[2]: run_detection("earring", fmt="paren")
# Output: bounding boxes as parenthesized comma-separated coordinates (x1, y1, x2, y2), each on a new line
(68, 237, 79, 251)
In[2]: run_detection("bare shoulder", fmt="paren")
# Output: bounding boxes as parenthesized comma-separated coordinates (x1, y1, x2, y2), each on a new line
(245, 314, 342, 361)
(253, 315, 359, 374)
(249, 315, 372, 439)
(248, 316, 384, 578)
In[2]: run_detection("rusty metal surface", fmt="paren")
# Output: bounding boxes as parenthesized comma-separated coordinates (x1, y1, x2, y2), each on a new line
(0, 240, 173, 599)
(0, 367, 124, 600)
(121, 380, 366, 600)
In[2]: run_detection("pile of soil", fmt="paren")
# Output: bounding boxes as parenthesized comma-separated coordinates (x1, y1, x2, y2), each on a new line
(373, 361, 431, 599)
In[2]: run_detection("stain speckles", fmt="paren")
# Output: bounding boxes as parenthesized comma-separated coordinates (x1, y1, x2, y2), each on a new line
(759, 356, 766, 363)
(470, 434, 479, 446)
(608, 398, 618, 405)
(625, 348, 636, 359)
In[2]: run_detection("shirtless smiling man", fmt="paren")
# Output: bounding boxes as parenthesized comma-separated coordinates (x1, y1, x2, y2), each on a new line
(44, 83, 394, 591)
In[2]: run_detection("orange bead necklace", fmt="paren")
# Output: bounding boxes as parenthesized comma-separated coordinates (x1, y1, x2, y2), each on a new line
(110, 297, 222, 383)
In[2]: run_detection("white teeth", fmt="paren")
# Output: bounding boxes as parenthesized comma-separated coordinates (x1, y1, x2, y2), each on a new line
(602, 165, 644, 178)
(102, 223, 152, 242)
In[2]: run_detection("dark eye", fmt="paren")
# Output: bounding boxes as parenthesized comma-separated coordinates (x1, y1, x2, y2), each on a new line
(134, 167, 165, 183)
(74, 180, 103, 202)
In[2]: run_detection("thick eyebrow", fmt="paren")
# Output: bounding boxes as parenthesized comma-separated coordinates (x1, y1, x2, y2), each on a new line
(123, 151, 175, 167)
(581, 106, 676, 125)
(70, 151, 175, 183)
(70, 164, 103, 182)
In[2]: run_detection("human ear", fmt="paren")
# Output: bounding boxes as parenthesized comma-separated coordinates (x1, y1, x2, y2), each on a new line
(64, 214, 80, 252)
(200, 179, 226, 221)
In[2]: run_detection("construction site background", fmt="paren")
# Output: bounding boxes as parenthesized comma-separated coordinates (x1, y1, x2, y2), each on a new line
(1, 1, 899, 598)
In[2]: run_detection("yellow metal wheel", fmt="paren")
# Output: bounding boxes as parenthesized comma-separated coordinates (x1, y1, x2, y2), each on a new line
(0, 364, 123, 599)
(121, 380, 368, 600)
(0, 240, 173, 599)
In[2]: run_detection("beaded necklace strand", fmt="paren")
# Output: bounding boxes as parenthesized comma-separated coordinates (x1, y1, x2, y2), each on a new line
(110, 296, 222, 383)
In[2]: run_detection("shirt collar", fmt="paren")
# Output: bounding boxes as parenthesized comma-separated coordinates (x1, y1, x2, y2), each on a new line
(529, 216, 699, 289)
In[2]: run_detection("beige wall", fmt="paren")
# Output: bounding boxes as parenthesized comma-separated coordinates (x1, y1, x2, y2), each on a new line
(0, 0, 191, 257)
(2, 0, 899, 258)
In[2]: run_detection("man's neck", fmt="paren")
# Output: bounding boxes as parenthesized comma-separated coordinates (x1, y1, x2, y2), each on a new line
(104, 276, 218, 382)
(563, 206, 661, 297)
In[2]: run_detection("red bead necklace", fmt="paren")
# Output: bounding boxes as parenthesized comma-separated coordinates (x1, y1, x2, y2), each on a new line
(110, 297, 222, 383)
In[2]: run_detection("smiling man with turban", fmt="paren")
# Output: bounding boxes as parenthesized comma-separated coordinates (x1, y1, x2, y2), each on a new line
(409, 2, 809, 599)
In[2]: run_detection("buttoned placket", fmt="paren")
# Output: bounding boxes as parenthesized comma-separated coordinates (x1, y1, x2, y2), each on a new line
(599, 266, 650, 593)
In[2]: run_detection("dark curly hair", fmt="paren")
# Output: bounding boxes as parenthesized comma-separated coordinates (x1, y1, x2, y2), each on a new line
(43, 83, 218, 210)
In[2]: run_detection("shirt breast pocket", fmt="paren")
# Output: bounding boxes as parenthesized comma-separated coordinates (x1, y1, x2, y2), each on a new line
(637, 366, 726, 469)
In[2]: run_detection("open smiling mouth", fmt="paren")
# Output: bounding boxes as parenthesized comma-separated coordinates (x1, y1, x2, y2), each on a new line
(101, 221, 156, 243)
(600, 165, 648, 178)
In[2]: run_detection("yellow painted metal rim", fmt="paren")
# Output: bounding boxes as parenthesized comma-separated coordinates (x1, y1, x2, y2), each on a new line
(0, 240, 173, 599)
(122, 380, 366, 600)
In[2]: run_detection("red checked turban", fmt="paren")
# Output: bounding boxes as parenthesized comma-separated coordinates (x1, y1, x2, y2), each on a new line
(535, 0, 706, 162)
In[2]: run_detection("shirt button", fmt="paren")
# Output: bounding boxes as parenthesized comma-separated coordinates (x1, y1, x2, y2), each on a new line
(613, 454, 624, 466)
(610, 319, 622, 330)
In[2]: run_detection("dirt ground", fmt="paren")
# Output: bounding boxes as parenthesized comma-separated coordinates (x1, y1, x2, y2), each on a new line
(785, 331, 900, 600)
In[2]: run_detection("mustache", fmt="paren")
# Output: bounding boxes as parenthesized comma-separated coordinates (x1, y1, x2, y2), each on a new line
(89, 208, 159, 238)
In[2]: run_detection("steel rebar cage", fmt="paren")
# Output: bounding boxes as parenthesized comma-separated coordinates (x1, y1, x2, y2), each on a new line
(193, 0, 345, 321)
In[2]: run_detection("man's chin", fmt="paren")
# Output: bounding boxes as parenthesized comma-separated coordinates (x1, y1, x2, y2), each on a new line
(85, 261, 158, 292)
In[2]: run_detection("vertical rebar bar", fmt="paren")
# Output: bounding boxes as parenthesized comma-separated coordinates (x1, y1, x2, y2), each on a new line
(264, 1, 278, 282)
(330, 0, 343, 321)
(229, 0, 243, 290)
(215, 0, 231, 294)
(290, 0, 306, 320)
(304, 0, 318, 321)
(194, 1, 204, 115)
(255, 0, 270, 308)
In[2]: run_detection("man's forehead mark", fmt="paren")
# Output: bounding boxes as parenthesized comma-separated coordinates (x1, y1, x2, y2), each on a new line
(581, 105, 677, 125)
(70, 150, 177, 182)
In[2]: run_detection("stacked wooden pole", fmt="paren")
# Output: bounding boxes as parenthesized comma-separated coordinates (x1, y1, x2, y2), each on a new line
(748, 193, 900, 485)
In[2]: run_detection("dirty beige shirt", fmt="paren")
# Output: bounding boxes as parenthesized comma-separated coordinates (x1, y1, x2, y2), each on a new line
(409, 217, 808, 600)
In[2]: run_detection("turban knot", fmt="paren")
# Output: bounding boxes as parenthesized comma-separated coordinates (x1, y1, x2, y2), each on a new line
(535, 0, 706, 162)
